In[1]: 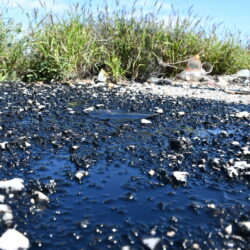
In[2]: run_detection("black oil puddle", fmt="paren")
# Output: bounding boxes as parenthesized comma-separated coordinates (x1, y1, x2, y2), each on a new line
(0, 82, 249, 249)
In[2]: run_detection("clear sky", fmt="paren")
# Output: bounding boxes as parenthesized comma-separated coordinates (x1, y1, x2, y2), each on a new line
(2, 0, 250, 36)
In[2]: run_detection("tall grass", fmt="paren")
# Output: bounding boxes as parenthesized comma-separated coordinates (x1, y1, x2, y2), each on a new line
(0, 1, 249, 82)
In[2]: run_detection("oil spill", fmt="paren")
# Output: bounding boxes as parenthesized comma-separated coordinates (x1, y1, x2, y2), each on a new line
(0, 82, 249, 249)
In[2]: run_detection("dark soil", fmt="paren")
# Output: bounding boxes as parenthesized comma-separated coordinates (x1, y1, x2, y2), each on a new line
(0, 82, 249, 250)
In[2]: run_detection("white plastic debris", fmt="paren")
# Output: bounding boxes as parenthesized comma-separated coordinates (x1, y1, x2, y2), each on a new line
(141, 119, 152, 125)
(0, 178, 24, 193)
(0, 229, 30, 250)
(75, 171, 89, 180)
(34, 191, 49, 202)
(173, 171, 189, 183)
(96, 69, 108, 83)
(142, 237, 161, 250)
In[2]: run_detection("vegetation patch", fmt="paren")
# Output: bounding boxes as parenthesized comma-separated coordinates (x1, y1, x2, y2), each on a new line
(0, 1, 249, 82)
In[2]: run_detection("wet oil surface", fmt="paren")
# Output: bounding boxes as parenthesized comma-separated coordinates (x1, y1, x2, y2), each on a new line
(0, 82, 249, 249)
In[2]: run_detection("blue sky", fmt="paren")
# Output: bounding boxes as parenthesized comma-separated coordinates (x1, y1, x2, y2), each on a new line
(1, 0, 249, 36)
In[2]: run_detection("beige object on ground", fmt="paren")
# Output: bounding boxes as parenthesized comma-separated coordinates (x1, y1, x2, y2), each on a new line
(187, 54, 202, 70)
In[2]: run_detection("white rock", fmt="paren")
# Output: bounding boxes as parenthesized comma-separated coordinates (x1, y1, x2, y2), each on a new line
(34, 191, 49, 202)
(121, 246, 131, 250)
(234, 161, 250, 170)
(142, 237, 161, 250)
(177, 111, 185, 117)
(0, 229, 30, 250)
(0, 178, 24, 193)
(238, 221, 250, 235)
(227, 166, 238, 177)
(173, 171, 189, 183)
(207, 203, 216, 209)
(141, 119, 152, 125)
(0, 142, 8, 150)
(235, 111, 249, 118)
(166, 231, 175, 237)
(0, 195, 5, 203)
(231, 141, 240, 146)
(225, 224, 233, 235)
(2, 212, 13, 223)
(242, 146, 250, 156)
(75, 171, 89, 180)
(83, 107, 95, 113)
(0, 204, 11, 213)
(148, 169, 155, 177)
(155, 108, 163, 114)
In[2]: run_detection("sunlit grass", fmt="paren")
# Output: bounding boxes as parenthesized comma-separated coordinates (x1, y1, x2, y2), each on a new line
(0, 0, 249, 82)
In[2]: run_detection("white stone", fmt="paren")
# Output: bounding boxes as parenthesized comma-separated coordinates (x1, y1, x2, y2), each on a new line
(75, 171, 89, 180)
(0, 178, 24, 193)
(148, 169, 155, 177)
(242, 146, 250, 155)
(142, 237, 161, 250)
(141, 119, 152, 125)
(0, 142, 8, 150)
(121, 246, 131, 250)
(0, 204, 11, 213)
(173, 171, 189, 183)
(231, 141, 240, 146)
(234, 161, 250, 170)
(166, 231, 175, 237)
(177, 111, 185, 116)
(235, 111, 249, 118)
(225, 224, 233, 235)
(155, 108, 164, 114)
(83, 107, 95, 113)
(227, 166, 238, 177)
(34, 191, 49, 202)
(0, 195, 5, 203)
(0, 229, 30, 250)
(238, 221, 250, 234)
(207, 203, 216, 209)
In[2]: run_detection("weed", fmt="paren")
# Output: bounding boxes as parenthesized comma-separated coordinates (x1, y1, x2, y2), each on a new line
(0, 0, 249, 82)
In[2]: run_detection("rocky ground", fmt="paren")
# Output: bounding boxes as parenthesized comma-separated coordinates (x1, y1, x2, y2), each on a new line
(0, 76, 249, 249)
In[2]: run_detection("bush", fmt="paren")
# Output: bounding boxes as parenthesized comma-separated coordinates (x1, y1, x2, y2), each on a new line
(0, 1, 249, 82)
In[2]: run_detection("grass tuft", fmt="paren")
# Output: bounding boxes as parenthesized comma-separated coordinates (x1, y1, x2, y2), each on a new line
(0, 1, 249, 82)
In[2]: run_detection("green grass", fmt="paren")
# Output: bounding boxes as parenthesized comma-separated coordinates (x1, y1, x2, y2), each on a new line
(0, 1, 249, 83)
